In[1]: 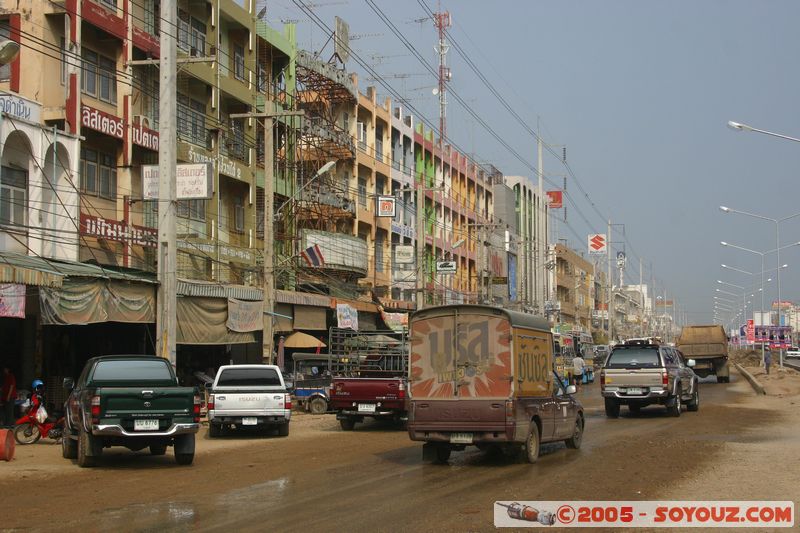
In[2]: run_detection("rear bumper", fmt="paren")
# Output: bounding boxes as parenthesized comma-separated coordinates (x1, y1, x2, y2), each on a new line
(208, 411, 290, 425)
(336, 409, 404, 419)
(602, 388, 669, 401)
(92, 423, 199, 437)
(408, 426, 514, 443)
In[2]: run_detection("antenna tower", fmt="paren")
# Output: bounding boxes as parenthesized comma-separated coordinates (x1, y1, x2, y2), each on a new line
(433, 2, 451, 147)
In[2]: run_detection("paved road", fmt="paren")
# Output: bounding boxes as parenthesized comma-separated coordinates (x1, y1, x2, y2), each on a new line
(0, 375, 769, 532)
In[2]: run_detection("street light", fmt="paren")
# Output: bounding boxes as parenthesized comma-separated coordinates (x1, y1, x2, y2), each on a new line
(727, 121, 800, 144)
(720, 240, 800, 366)
(720, 205, 800, 364)
(276, 160, 337, 215)
(0, 40, 20, 66)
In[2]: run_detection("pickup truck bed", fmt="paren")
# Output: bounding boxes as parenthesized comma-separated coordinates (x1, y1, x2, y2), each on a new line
(329, 376, 407, 431)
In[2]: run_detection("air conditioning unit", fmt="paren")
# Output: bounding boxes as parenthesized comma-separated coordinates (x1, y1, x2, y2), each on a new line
(132, 115, 150, 129)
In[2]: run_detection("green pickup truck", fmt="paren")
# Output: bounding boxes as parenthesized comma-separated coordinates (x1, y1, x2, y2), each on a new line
(62, 355, 201, 467)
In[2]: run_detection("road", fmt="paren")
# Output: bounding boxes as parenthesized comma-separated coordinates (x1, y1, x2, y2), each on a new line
(1, 373, 797, 532)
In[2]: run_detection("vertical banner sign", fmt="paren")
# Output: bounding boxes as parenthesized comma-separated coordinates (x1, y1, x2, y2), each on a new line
(336, 304, 359, 331)
(226, 298, 263, 332)
(546, 190, 563, 209)
(588, 234, 607, 256)
(746, 319, 755, 344)
(0, 283, 25, 318)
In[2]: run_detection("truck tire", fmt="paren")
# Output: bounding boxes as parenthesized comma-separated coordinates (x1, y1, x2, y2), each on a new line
(62, 433, 77, 459)
(435, 445, 451, 464)
(150, 443, 167, 456)
(208, 423, 222, 438)
(309, 397, 328, 415)
(277, 423, 290, 437)
(667, 391, 682, 417)
(604, 398, 620, 418)
(174, 434, 195, 465)
(629, 404, 641, 415)
(77, 429, 98, 468)
(687, 386, 700, 412)
(524, 423, 540, 463)
(564, 416, 584, 450)
(175, 452, 194, 465)
(339, 418, 356, 431)
(716, 375, 730, 384)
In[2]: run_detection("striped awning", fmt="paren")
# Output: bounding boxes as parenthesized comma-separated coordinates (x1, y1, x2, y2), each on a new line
(177, 279, 263, 301)
(0, 253, 63, 288)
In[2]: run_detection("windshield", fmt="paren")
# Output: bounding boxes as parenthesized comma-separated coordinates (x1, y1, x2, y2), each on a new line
(606, 347, 661, 368)
(216, 367, 282, 387)
(91, 360, 174, 383)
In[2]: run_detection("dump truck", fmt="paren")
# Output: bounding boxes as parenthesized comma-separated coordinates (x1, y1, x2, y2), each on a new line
(676, 325, 729, 383)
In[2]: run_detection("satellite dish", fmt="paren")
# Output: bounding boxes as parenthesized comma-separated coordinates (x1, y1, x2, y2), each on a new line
(432, 87, 439, 95)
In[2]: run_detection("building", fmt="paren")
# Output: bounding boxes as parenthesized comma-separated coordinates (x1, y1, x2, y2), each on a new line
(553, 243, 594, 332)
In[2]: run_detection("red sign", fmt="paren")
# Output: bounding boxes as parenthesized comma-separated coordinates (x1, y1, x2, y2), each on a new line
(80, 214, 157, 248)
(746, 319, 755, 343)
(546, 190, 563, 209)
(82, 104, 124, 139)
(588, 233, 607, 255)
(132, 122, 159, 151)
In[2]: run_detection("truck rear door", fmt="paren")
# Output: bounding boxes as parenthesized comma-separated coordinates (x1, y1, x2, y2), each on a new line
(212, 367, 286, 416)
(99, 387, 194, 431)
(603, 347, 664, 391)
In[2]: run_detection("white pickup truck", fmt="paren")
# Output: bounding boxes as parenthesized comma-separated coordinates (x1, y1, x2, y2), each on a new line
(207, 365, 292, 437)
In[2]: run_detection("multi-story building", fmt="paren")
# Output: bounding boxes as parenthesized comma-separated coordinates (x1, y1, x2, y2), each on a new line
(389, 105, 415, 304)
(553, 243, 594, 332)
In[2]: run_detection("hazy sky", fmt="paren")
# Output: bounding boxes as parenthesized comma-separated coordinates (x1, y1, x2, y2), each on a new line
(268, 0, 800, 323)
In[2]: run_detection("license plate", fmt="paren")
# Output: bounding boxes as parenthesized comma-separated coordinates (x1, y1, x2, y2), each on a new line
(627, 387, 643, 395)
(134, 419, 159, 431)
(450, 432, 473, 444)
(241, 417, 258, 426)
(357, 403, 376, 413)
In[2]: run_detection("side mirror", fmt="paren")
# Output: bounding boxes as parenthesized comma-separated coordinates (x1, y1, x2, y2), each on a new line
(204, 382, 213, 391)
(687, 359, 696, 368)
(565, 385, 577, 395)
(63, 377, 74, 390)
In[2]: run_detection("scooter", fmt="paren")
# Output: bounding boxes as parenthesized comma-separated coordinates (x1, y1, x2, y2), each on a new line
(13, 393, 64, 445)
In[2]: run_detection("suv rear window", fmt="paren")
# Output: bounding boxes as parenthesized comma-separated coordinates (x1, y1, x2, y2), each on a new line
(605, 347, 661, 368)
(216, 367, 282, 387)
(91, 360, 173, 381)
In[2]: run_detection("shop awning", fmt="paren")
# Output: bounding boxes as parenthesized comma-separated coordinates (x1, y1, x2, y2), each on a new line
(293, 305, 327, 330)
(177, 279, 262, 301)
(40, 278, 156, 325)
(276, 289, 332, 308)
(177, 296, 258, 345)
(0, 252, 64, 288)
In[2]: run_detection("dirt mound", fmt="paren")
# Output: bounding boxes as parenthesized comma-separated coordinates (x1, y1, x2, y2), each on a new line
(731, 349, 762, 366)
(743, 364, 800, 397)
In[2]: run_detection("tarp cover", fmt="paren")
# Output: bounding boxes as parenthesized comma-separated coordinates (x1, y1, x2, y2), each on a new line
(177, 296, 257, 345)
(40, 279, 155, 325)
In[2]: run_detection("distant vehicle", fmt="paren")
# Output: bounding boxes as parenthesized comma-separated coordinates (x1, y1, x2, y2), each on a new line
(601, 343, 699, 418)
(62, 355, 200, 467)
(785, 349, 800, 359)
(291, 353, 356, 414)
(677, 325, 730, 383)
(207, 365, 291, 437)
(408, 305, 583, 464)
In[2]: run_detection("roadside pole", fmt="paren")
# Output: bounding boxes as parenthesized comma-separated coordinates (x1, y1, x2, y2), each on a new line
(231, 107, 303, 364)
(607, 219, 613, 344)
(416, 183, 425, 310)
(156, 0, 177, 367)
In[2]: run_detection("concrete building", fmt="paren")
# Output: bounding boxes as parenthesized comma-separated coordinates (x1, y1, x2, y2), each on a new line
(553, 243, 594, 332)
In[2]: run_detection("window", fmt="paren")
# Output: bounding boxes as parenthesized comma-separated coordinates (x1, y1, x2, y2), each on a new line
(233, 198, 245, 232)
(178, 11, 206, 56)
(0, 165, 27, 226)
(342, 112, 349, 132)
(255, 187, 264, 239)
(375, 232, 384, 273)
(605, 347, 661, 369)
(177, 199, 205, 221)
(99, 0, 118, 10)
(357, 121, 367, 149)
(234, 43, 245, 80)
(0, 21, 9, 82)
(358, 176, 367, 208)
(98, 56, 117, 103)
(80, 148, 116, 199)
(133, 67, 159, 128)
(177, 94, 207, 147)
(143, 0, 160, 35)
(82, 49, 98, 97)
(257, 63, 266, 93)
(227, 118, 246, 161)
(60, 38, 67, 85)
(90, 360, 173, 383)
(375, 124, 384, 162)
(216, 367, 281, 387)
(82, 49, 116, 103)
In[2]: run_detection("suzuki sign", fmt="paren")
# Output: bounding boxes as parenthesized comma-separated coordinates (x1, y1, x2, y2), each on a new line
(588, 233, 607, 256)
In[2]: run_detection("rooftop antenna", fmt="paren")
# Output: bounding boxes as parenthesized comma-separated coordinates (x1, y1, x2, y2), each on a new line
(433, 1, 451, 146)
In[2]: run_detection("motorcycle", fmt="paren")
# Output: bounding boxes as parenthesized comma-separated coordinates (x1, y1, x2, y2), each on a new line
(13, 393, 64, 445)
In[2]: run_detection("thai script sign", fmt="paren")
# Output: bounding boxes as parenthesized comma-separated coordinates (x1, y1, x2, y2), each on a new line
(186, 144, 244, 181)
(336, 303, 358, 331)
(142, 163, 213, 200)
(81, 104, 124, 139)
(80, 213, 157, 248)
(394, 244, 414, 264)
(0, 92, 41, 123)
(0, 283, 25, 318)
(132, 122, 159, 151)
(177, 240, 254, 263)
(226, 298, 262, 332)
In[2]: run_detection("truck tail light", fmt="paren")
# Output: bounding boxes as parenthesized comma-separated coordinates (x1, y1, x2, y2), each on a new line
(600, 372, 605, 386)
(193, 394, 201, 423)
(398, 381, 406, 399)
(284, 394, 292, 410)
(207, 394, 215, 411)
(662, 371, 669, 388)
(90, 395, 101, 424)
(505, 400, 514, 420)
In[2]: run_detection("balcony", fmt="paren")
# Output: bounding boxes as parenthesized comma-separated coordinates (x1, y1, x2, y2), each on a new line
(301, 229, 368, 279)
(299, 117, 355, 160)
(296, 51, 357, 104)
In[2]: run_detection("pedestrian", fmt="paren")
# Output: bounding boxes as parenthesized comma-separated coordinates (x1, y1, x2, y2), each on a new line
(1, 366, 17, 428)
(764, 348, 772, 376)
(572, 354, 586, 390)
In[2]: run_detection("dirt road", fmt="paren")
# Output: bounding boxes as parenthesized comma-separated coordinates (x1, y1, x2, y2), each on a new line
(1, 374, 798, 532)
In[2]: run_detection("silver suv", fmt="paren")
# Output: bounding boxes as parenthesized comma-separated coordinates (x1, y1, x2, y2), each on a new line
(600, 342, 699, 418)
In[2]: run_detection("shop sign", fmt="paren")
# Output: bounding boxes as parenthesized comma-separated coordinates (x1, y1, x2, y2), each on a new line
(0, 283, 25, 318)
(376, 196, 396, 217)
(132, 122, 159, 151)
(394, 245, 414, 264)
(185, 144, 245, 181)
(142, 163, 213, 200)
(81, 104, 124, 139)
(80, 213, 157, 248)
(226, 298, 263, 332)
(177, 240, 254, 264)
(336, 303, 359, 331)
(0, 92, 41, 123)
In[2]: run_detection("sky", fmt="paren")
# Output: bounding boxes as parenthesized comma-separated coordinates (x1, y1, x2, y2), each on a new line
(264, 0, 800, 324)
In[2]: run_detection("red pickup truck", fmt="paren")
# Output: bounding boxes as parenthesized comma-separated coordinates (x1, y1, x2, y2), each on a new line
(330, 375, 407, 430)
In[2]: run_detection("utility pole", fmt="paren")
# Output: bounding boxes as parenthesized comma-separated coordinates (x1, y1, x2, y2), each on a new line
(607, 219, 613, 344)
(639, 258, 644, 336)
(156, 0, 177, 366)
(231, 106, 304, 363)
(416, 183, 425, 310)
(537, 127, 544, 314)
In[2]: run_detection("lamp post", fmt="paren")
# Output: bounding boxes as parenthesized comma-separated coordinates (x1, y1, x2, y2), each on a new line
(721, 240, 800, 366)
(720, 205, 800, 365)
(0, 40, 20, 66)
(727, 121, 800, 144)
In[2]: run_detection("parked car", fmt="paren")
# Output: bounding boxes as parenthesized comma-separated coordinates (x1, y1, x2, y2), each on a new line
(207, 365, 291, 437)
(785, 348, 800, 359)
(62, 355, 201, 467)
(600, 341, 699, 418)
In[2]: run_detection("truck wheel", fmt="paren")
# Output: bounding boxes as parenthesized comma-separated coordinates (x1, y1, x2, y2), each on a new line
(604, 398, 620, 418)
(687, 386, 700, 412)
(175, 452, 194, 465)
(524, 423, 540, 463)
(717, 375, 730, 384)
(340, 418, 356, 431)
(208, 423, 221, 438)
(277, 423, 290, 437)
(309, 397, 328, 415)
(434, 445, 451, 464)
(667, 392, 682, 417)
(61, 433, 77, 459)
(150, 444, 167, 456)
(565, 416, 584, 450)
(629, 404, 641, 415)
(77, 429, 97, 468)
